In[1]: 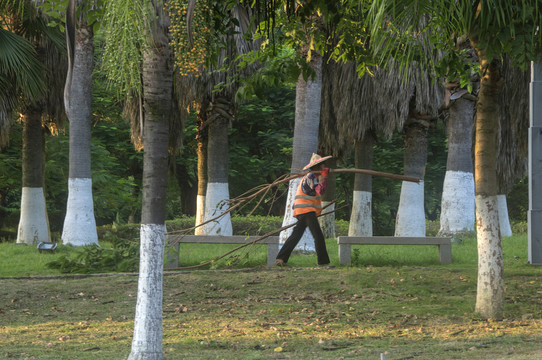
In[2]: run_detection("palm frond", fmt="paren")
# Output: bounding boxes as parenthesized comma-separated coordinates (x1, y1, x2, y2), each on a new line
(367, 0, 457, 75)
(0, 27, 45, 101)
(102, 0, 150, 95)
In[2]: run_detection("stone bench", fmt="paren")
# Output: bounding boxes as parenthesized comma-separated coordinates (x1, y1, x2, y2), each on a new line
(337, 236, 452, 265)
(165, 235, 280, 268)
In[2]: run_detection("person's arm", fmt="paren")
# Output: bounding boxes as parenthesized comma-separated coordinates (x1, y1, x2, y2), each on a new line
(315, 168, 328, 196)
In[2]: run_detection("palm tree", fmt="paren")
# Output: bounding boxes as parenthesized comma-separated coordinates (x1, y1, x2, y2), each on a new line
(394, 59, 445, 237)
(1, 1, 67, 245)
(194, 99, 208, 235)
(439, 43, 529, 240)
(102, 0, 173, 357)
(61, 0, 99, 246)
(366, 0, 542, 319)
(319, 59, 408, 237)
(349, 134, 375, 235)
(172, 61, 207, 235)
(176, 3, 259, 236)
(1, 3, 46, 241)
(437, 41, 478, 237)
(203, 97, 234, 235)
(496, 56, 530, 237)
(438, 88, 477, 236)
(280, 50, 323, 250)
(317, 56, 342, 238)
(128, 38, 172, 357)
(320, 54, 442, 238)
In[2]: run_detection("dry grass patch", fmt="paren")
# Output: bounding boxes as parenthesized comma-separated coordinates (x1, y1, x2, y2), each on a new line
(2, 264, 542, 359)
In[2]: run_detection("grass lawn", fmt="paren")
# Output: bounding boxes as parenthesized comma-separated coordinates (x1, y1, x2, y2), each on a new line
(1, 235, 542, 359)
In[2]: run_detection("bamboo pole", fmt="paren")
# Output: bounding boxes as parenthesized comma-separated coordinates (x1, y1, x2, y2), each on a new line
(326, 168, 420, 183)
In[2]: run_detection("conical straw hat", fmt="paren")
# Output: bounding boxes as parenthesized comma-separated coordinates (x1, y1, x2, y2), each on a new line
(303, 153, 332, 170)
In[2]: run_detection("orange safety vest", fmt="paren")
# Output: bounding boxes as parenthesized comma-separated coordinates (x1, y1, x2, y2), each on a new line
(293, 175, 323, 217)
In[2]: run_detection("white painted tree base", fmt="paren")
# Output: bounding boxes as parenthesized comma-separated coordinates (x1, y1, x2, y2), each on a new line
(202, 183, 232, 236)
(439, 171, 475, 235)
(497, 194, 513, 237)
(475, 194, 505, 319)
(194, 195, 205, 235)
(62, 178, 99, 246)
(17, 187, 50, 245)
(319, 201, 335, 239)
(280, 178, 315, 252)
(128, 224, 166, 360)
(395, 180, 426, 237)
(348, 190, 373, 236)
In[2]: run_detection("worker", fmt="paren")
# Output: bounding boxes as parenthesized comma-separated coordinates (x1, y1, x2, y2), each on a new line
(276, 153, 333, 268)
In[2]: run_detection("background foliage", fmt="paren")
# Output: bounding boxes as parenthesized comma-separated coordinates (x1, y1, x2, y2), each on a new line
(0, 29, 529, 240)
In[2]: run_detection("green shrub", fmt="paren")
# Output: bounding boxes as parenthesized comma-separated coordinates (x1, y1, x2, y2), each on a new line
(166, 216, 199, 233)
(335, 219, 349, 237)
(426, 220, 439, 237)
(97, 223, 140, 243)
(166, 215, 284, 236)
(511, 221, 527, 235)
(231, 215, 283, 235)
(167, 216, 348, 237)
(46, 241, 139, 274)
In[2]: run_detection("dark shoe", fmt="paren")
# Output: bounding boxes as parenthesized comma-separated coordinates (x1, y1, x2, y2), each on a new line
(317, 263, 335, 269)
(275, 259, 289, 267)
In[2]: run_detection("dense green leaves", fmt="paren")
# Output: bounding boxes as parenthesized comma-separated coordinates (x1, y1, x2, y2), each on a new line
(235, 46, 303, 99)
(229, 85, 295, 207)
(366, 0, 542, 81)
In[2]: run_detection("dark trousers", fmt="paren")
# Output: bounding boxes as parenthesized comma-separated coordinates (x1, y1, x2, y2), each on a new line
(276, 212, 331, 265)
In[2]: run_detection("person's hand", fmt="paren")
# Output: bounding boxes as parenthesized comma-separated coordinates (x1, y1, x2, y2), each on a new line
(321, 168, 329, 177)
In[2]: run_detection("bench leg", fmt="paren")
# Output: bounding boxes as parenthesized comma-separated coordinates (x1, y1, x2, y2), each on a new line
(165, 243, 179, 269)
(439, 244, 452, 264)
(338, 243, 351, 265)
(267, 243, 279, 267)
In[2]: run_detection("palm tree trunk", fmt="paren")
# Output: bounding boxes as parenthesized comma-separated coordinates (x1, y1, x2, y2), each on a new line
(319, 157, 336, 238)
(349, 133, 375, 236)
(281, 53, 323, 251)
(62, 23, 98, 246)
(175, 161, 196, 216)
(202, 98, 232, 236)
(195, 100, 208, 235)
(439, 96, 475, 236)
(472, 50, 505, 320)
(497, 194, 512, 237)
(128, 29, 172, 360)
(395, 118, 429, 237)
(17, 106, 50, 244)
